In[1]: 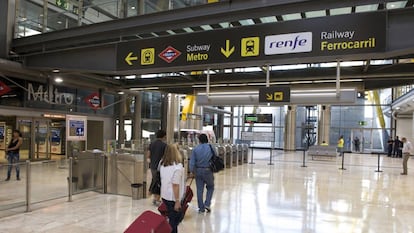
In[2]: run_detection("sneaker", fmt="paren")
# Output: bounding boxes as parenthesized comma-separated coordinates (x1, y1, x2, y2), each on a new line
(5, 178, 10, 181)
(401, 173, 407, 175)
(17, 177, 21, 181)
(198, 210, 205, 214)
(205, 207, 211, 213)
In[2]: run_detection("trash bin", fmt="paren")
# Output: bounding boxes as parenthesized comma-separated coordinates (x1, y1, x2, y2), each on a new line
(131, 183, 143, 200)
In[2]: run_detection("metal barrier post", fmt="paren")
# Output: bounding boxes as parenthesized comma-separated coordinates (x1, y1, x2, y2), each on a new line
(339, 152, 346, 170)
(375, 153, 383, 172)
(268, 148, 274, 165)
(68, 157, 73, 202)
(102, 155, 106, 193)
(26, 160, 31, 212)
(301, 150, 307, 168)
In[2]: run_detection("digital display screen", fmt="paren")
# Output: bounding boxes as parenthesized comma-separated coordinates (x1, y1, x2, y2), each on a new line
(51, 129, 61, 143)
(244, 114, 273, 124)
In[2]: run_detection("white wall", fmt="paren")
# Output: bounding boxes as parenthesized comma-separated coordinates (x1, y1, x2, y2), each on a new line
(396, 117, 413, 141)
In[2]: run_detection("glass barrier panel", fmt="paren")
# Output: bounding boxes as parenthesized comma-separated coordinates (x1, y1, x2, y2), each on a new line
(0, 162, 27, 214)
(30, 160, 69, 204)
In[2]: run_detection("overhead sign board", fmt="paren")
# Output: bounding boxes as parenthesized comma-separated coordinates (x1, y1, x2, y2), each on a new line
(259, 86, 291, 103)
(116, 12, 386, 71)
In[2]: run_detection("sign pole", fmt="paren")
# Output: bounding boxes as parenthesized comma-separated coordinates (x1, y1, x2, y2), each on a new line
(339, 152, 346, 170)
(268, 110, 274, 165)
(249, 143, 255, 164)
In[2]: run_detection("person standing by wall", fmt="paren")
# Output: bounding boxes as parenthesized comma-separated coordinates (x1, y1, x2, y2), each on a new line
(147, 130, 167, 205)
(393, 136, 400, 158)
(353, 137, 361, 152)
(400, 137, 413, 175)
(337, 135, 344, 157)
(189, 134, 215, 214)
(5, 130, 23, 181)
(387, 136, 394, 157)
(159, 144, 185, 233)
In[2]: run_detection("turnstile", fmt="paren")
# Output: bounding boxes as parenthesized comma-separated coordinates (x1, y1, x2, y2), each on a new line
(224, 145, 233, 168)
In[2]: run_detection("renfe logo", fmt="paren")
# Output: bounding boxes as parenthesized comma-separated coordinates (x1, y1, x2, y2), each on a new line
(265, 32, 312, 55)
(159, 46, 181, 63)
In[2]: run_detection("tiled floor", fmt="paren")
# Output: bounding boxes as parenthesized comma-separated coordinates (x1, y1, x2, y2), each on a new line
(0, 151, 414, 233)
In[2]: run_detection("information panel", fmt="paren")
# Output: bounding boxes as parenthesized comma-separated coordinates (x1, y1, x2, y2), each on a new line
(241, 132, 275, 142)
(117, 12, 386, 71)
(66, 115, 87, 141)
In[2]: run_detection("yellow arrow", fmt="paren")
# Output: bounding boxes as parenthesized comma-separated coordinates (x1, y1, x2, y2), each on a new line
(220, 40, 235, 58)
(125, 52, 138, 65)
(266, 93, 273, 100)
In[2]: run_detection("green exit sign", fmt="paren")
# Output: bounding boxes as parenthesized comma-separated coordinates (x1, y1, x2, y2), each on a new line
(359, 121, 367, 126)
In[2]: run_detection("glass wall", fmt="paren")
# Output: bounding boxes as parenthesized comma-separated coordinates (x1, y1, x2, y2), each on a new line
(15, 0, 216, 38)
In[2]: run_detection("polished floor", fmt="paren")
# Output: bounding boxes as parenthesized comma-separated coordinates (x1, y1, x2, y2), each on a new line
(0, 151, 414, 233)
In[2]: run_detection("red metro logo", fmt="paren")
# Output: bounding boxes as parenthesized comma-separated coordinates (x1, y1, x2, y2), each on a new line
(85, 92, 102, 110)
(0, 81, 11, 96)
(158, 46, 181, 63)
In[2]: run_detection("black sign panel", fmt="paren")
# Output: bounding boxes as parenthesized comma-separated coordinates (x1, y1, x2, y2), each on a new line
(117, 12, 386, 71)
(244, 114, 273, 124)
(259, 86, 291, 103)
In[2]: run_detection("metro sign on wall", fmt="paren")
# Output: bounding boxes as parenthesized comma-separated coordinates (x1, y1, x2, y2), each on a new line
(85, 92, 102, 110)
(0, 81, 11, 96)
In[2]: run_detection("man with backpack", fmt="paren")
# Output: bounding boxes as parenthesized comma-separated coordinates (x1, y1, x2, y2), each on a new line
(189, 134, 215, 214)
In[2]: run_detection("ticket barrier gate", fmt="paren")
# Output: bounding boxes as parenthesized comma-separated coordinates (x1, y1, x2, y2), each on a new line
(242, 144, 249, 163)
(237, 144, 243, 165)
(179, 149, 189, 177)
(106, 153, 145, 198)
(231, 145, 238, 167)
(224, 145, 233, 168)
(71, 151, 105, 194)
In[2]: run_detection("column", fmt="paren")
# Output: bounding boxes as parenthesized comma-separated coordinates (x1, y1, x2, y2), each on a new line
(284, 105, 296, 151)
(0, 0, 16, 58)
(118, 97, 126, 145)
(133, 93, 142, 141)
(230, 106, 234, 143)
(166, 93, 179, 144)
(318, 105, 331, 144)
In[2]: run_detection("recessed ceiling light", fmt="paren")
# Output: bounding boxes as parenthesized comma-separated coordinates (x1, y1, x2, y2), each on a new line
(395, 106, 401, 110)
(118, 91, 125, 95)
(131, 6, 136, 9)
(52, 69, 60, 73)
(57, 21, 62, 24)
(54, 77, 63, 83)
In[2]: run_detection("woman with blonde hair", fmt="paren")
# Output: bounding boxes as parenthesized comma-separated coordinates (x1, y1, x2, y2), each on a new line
(160, 144, 185, 233)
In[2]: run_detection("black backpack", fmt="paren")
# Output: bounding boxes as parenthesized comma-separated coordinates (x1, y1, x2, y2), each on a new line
(209, 145, 224, 173)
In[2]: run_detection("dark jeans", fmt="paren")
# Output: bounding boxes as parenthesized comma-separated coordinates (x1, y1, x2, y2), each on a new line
(195, 168, 214, 212)
(7, 152, 20, 179)
(162, 199, 182, 233)
(149, 169, 161, 196)
(388, 145, 393, 156)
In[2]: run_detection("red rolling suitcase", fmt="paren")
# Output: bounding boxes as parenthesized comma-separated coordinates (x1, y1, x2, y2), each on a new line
(124, 210, 172, 233)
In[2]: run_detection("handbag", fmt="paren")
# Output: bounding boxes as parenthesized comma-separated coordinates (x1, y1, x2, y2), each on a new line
(209, 145, 224, 173)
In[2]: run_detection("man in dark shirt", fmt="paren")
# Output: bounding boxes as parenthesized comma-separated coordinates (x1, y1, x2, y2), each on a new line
(147, 130, 167, 205)
(393, 136, 400, 158)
